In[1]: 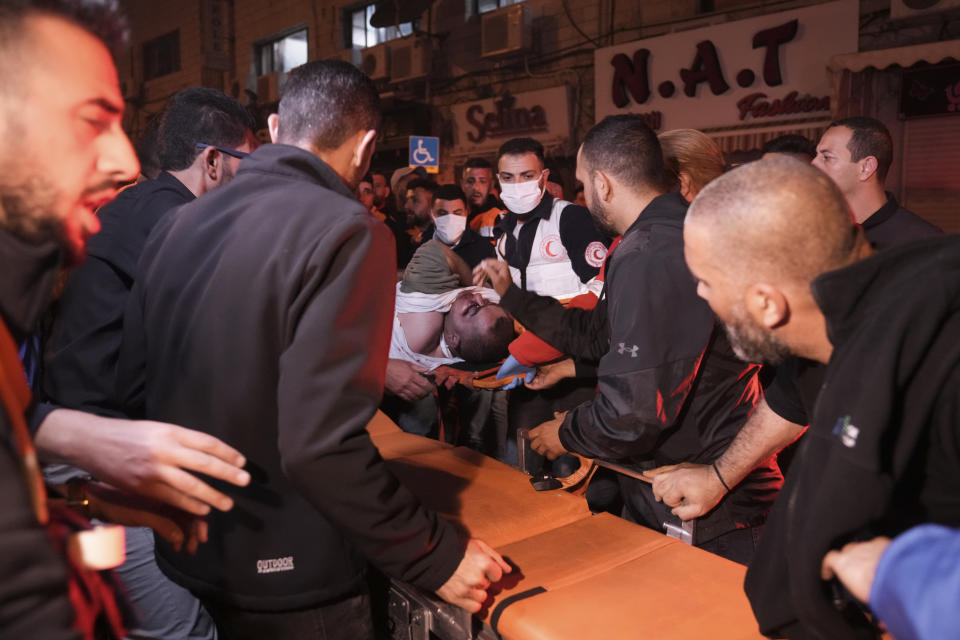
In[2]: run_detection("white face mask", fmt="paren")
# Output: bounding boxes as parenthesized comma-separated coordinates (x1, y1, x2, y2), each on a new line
(433, 213, 467, 245)
(500, 174, 544, 214)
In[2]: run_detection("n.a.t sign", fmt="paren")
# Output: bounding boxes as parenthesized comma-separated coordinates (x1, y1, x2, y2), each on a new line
(594, 0, 857, 130)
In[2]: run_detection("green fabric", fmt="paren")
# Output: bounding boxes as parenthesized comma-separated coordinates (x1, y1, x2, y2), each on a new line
(400, 240, 460, 294)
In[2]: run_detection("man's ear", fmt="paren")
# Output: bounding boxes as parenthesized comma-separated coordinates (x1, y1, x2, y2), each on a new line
(267, 113, 280, 144)
(354, 129, 377, 170)
(745, 282, 789, 329)
(858, 155, 879, 182)
(203, 147, 221, 182)
(593, 170, 613, 202)
(444, 327, 460, 352)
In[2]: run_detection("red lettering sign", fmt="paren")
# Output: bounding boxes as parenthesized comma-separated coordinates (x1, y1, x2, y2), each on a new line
(736, 91, 830, 120)
(608, 19, 803, 109)
(467, 93, 549, 143)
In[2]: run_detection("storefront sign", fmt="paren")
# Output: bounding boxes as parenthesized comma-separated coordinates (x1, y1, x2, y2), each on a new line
(451, 86, 572, 156)
(900, 64, 960, 118)
(594, 0, 857, 130)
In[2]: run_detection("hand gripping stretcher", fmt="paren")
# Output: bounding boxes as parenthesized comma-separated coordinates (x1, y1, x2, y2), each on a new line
(367, 411, 765, 640)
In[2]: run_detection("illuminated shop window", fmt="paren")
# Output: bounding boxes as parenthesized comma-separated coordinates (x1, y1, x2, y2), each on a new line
(256, 28, 308, 75)
(348, 3, 414, 49)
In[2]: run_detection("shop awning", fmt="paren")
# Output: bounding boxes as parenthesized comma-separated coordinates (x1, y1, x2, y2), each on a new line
(707, 119, 831, 155)
(829, 40, 960, 73)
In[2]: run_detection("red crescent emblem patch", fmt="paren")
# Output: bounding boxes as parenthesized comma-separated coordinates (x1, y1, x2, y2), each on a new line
(585, 241, 607, 268)
(540, 234, 565, 260)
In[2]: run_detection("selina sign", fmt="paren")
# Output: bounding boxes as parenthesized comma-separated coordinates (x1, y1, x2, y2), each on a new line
(594, 0, 857, 130)
(451, 86, 572, 156)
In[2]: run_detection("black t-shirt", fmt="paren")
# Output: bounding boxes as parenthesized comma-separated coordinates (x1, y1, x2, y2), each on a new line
(763, 356, 825, 426)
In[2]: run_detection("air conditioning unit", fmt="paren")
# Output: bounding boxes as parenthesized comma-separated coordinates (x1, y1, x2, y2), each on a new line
(891, 0, 960, 19)
(481, 4, 531, 58)
(361, 43, 389, 81)
(389, 37, 430, 83)
(256, 71, 279, 103)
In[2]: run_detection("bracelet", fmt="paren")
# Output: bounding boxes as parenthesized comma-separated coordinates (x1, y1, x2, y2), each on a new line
(712, 461, 731, 492)
(65, 477, 92, 519)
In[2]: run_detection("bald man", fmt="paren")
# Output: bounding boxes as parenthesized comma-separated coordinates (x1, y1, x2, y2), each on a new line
(682, 157, 960, 640)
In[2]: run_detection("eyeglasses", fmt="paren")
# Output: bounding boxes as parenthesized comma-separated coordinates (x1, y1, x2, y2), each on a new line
(196, 143, 249, 159)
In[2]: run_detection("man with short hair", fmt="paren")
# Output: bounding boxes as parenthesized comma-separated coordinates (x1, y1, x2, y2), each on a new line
(813, 116, 940, 246)
(682, 156, 960, 638)
(0, 2, 251, 637)
(461, 157, 503, 238)
(404, 177, 438, 239)
(45, 87, 255, 418)
(492, 137, 612, 456)
(42, 86, 255, 640)
(422, 184, 494, 269)
(478, 116, 780, 563)
(118, 60, 508, 637)
(495, 137, 609, 301)
(371, 169, 392, 214)
(391, 241, 514, 370)
(355, 173, 380, 218)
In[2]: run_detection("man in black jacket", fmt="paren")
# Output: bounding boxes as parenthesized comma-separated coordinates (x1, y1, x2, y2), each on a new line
(45, 87, 254, 418)
(650, 116, 942, 525)
(42, 86, 255, 640)
(683, 157, 960, 639)
(117, 60, 508, 637)
(476, 115, 781, 563)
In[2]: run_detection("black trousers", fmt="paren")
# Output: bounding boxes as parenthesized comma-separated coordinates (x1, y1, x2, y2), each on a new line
(203, 591, 374, 640)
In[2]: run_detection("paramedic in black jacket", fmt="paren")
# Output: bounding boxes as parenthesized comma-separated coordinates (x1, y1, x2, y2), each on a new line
(683, 157, 960, 639)
(116, 60, 509, 637)
(476, 116, 781, 564)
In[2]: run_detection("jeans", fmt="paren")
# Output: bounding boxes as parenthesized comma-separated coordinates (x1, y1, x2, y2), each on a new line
(203, 591, 374, 640)
(117, 527, 218, 640)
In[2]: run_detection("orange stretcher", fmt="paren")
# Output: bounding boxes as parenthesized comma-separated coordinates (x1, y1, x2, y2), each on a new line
(367, 411, 764, 640)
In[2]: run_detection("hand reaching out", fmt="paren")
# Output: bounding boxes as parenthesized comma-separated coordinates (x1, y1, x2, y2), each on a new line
(472, 259, 513, 296)
(436, 539, 512, 612)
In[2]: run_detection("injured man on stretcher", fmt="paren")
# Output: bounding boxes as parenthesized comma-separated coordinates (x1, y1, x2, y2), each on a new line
(390, 239, 516, 373)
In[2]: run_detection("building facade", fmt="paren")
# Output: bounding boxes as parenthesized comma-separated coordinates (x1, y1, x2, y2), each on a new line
(117, 0, 960, 228)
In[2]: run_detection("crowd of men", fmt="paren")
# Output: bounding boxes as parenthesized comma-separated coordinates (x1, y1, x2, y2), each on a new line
(1, 2, 958, 640)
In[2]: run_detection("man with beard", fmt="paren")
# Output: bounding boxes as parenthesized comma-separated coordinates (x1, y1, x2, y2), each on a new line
(461, 157, 502, 238)
(0, 2, 252, 637)
(650, 118, 943, 527)
(475, 115, 781, 563)
(681, 156, 960, 639)
(117, 60, 508, 637)
(42, 86, 255, 640)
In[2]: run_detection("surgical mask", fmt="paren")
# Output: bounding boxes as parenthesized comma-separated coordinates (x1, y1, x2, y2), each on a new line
(500, 175, 544, 214)
(433, 213, 467, 245)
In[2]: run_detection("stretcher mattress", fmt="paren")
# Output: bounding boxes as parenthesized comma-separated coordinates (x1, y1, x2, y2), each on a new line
(366, 411, 765, 640)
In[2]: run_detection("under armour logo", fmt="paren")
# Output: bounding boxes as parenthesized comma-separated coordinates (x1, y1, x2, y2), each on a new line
(618, 343, 639, 357)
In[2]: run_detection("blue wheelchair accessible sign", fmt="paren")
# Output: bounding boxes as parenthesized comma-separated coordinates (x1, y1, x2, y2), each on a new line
(409, 136, 439, 174)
